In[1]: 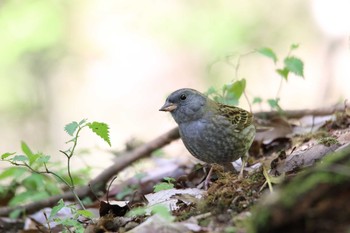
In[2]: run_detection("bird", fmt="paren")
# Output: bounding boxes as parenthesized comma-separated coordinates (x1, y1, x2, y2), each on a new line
(159, 88, 256, 186)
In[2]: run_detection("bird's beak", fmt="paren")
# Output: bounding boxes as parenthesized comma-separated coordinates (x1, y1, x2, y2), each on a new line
(159, 102, 177, 112)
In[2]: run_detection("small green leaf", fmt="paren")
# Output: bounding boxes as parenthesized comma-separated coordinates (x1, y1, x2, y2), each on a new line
(21, 142, 33, 157)
(267, 98, 283, 113)
(213, 95, 224, 104)
(252, 97, 263, 104)
(257, 47, 278, 63)
(116, 185, 137, 200)
(223, 79, 246, 105)
(9, 209, 23, 219)
(267, 98, 279, 109)
(225, 226, 238, 233)
(64, 121, 79, 136)
(21, 142, 37, 165)
(284, 56, 304, 78)
(87, 122, 111, 146)
(0, 167, 27, 179)
(78, 119, 88, 126)
(23, 173, 45, 190)
(50, 199, 65, 220)
(12, 155, 28, 162)
(45, 181, 62, 195)
(9, 190, 49, 206)
(151, 204, 175, 222)
(205, 86, 218, 96)
(153, 182, 174, 192)
(37, 155, 50, 163)
(126, 206, 147, 217)
(1, 152, 16, 160)
(290, 43, 299, 50)
(77, 209, 94, 218)
(276, 68, 289, 80)
(163, 177, 176, 183)
(152, 149, 165, 157)
(56, 218, 83, 231)
(135, 172, 146, 180)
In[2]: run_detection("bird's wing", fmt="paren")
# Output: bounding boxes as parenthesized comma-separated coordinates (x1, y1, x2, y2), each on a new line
(216, 103, 253, 131)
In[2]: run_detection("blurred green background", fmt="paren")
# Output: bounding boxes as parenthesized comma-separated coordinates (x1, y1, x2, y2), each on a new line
(0, 0, 349, 172)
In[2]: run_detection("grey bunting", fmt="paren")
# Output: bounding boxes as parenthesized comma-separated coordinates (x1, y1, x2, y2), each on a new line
(160, 88, 256, 180)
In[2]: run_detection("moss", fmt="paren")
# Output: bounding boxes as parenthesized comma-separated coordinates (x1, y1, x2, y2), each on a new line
(280, 172, 342, 207)
(317, 136, 339, 147)
(248, 145, 350, 233)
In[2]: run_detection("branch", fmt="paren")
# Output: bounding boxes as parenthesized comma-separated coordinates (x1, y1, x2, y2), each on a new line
(254, 103, 345, 119)
(0, 127, 180, 217)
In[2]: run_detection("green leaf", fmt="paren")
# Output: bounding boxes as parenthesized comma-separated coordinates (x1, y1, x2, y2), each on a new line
(213, 95, 224, 104)
(21, 141, 37, 165)
(290, 43, 299, 50)
(56, 218, 84, 232)
(252, 97, 263, 104)
(257, 47, 278, 63)
(152, 149, 165, 157)
(116, 185, 137, 200)
(276, 68, 289, 80)
(37, 155, 50, 163)
(87, 122, 111, 146)
(78, 119, 88, 126)
(153, 182, 174, 192)
(45, 181, 62, 195)
(9, 209, 23, 219)
(9, 190, 49, 206)
(50, 199, 65, 220)
(205, 86, 218, 96)
(163, 177, 176, 183)
(223, 79, 246, 105)
(267, 98, 283, 113)
(135, 172, 146, 180)
(267, 98, 279, 109)
(0, 167, 27, 180)
(151, 204, 175, 222)
(1, 152, 16, 160)
(77, 209, 94, 218)
(55, 217, 79, 227)
(21, 141, 33, 157)
(284, 56, 304, 78)
(64, 121, 79, 136)
(12, 155, 28, 162)
(126, 206, 147, 217)
(23, 173, 45, 190)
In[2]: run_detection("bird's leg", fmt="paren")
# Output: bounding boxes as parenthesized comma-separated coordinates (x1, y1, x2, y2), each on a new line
(204, 165, 214, 190)
(238, 153, 248, 179)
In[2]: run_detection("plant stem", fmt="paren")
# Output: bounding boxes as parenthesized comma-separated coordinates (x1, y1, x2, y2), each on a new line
(243, 90, 252, 113)
(276, 77, 283, 100)
(60, 124, 88, 210)
(72, 189, 86, 210)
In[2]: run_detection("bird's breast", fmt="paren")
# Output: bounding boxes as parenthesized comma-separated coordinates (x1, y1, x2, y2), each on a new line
(178, 118, 254, 164)
(179, 120, 207, 140)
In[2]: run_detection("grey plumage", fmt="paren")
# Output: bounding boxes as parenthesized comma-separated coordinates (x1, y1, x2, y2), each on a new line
(160, 88, 256, 165)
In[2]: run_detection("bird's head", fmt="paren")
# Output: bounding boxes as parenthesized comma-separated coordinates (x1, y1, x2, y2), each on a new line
(159, 88, 207, 124)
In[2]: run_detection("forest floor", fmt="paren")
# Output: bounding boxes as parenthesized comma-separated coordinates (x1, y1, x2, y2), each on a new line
(1, 104, 350, 233)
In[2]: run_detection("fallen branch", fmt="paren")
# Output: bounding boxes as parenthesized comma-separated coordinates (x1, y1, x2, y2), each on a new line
(0, 127, 180, 216)
(254, 103, 345, 119)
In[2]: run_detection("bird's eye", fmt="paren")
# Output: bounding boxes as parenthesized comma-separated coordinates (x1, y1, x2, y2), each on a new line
(180, 94, 187, 100)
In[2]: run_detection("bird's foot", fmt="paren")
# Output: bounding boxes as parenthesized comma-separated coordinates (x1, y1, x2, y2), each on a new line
(204, 166, 214, 190)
